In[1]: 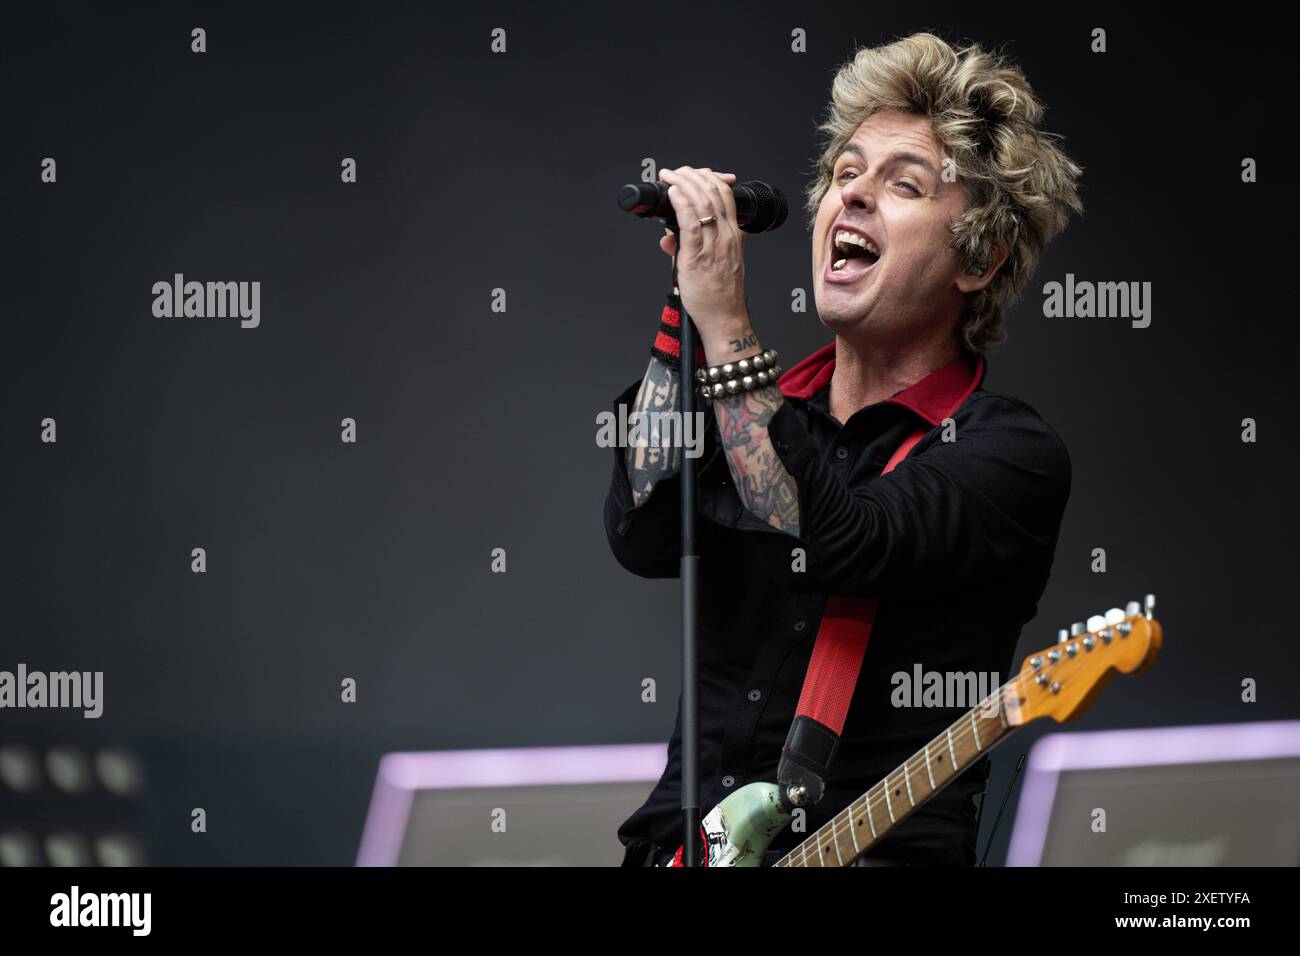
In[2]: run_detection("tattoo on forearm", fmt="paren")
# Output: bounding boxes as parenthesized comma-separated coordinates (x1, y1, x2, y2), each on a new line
(728, 331, 758, 353)
(625, 356, 682, 506)
(713, 385, 801, 536)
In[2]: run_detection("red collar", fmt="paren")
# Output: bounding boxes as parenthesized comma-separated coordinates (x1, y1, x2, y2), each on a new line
(777, 342, 986, 425)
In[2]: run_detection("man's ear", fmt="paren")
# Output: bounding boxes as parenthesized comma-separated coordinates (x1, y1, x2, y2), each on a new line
(955, 239, 1009, 294)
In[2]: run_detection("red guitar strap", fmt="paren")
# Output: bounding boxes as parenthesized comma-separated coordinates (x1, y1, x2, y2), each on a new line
(761, 344, 984, 810)
(774, 424, 934, 808)
(793, 426, 926, 729)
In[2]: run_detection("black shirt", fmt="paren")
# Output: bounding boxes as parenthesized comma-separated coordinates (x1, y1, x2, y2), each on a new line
(603, 343, 1071, 866)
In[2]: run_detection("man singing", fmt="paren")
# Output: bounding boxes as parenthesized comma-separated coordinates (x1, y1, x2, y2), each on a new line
(604, 32, 1083, 866)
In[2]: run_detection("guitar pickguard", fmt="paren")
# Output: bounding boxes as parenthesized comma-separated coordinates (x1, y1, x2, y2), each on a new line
(660, 782, 791, 867)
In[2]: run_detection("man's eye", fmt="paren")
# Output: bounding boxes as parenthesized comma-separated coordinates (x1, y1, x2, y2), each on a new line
(836, 170, 856, 183)
(897, 180, 920, 195)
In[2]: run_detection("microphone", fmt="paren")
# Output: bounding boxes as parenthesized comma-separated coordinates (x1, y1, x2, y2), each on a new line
(618, 179, 788, 233)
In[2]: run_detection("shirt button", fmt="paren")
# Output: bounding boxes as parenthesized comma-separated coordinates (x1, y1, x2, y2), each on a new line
(777, 441, 789, 453)
(747, 688, 762, 702)
(721, 775, 735, 788)
(835, 446, 849, 460)
(793, 620, 806, 632)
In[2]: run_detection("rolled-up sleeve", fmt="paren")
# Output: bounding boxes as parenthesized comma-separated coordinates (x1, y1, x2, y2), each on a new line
(749, 394, 1072, 597)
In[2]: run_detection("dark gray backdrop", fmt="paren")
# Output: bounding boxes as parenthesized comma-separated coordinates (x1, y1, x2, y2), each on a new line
(3, 1, 1294, 864)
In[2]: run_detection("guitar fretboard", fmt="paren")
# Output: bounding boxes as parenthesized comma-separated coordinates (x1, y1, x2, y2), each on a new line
(774, 678, 1022, 867)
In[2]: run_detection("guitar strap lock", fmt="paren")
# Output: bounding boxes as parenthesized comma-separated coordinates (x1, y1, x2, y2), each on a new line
(777, 714, 839, 811)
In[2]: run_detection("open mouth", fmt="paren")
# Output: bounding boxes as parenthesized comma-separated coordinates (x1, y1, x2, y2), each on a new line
(827, 229, 881, 281)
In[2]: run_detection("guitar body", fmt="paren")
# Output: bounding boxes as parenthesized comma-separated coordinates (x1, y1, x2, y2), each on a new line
(661, 782, 790, 867)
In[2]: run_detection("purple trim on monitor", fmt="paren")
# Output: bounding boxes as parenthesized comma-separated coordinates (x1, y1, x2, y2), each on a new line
(355, 743, 668, 867)
(1006, 719, 1300, 867)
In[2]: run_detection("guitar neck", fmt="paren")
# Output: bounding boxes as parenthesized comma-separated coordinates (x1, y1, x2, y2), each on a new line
(775, 679, 1023, 867)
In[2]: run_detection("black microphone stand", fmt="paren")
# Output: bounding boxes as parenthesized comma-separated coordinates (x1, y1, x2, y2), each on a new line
(668, 228, 702, 867)
(618, 178, 786, 867)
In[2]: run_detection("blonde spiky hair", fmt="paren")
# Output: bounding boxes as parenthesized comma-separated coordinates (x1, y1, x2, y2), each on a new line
(805, 32, 1084, 352)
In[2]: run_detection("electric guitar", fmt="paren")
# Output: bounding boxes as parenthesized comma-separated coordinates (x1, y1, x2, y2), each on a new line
(662, 595, 1163, 866)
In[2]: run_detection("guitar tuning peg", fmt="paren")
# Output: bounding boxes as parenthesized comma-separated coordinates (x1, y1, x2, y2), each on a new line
(1086, 614, 1106, 632)
(1070, 621, 1085, 636)
(1125, 600, 1141, 616)
(1144, 594, 1156, 620)
(1105, 607, 1125, 625)
(1058, 628, 1068, 643)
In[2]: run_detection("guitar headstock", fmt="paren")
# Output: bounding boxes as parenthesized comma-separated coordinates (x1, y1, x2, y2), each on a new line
(1006, 594, 1163, 727)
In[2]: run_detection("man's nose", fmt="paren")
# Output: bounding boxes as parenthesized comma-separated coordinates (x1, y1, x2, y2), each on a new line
(842, 182, 873, 212)
(840, 175, 877, 212)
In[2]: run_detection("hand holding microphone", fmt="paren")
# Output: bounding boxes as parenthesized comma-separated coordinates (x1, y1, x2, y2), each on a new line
(618, 172, 788, 233)
(658, 170, 737, 260)
(642, 166, 755, 356)
(618, 165, 786, 360)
